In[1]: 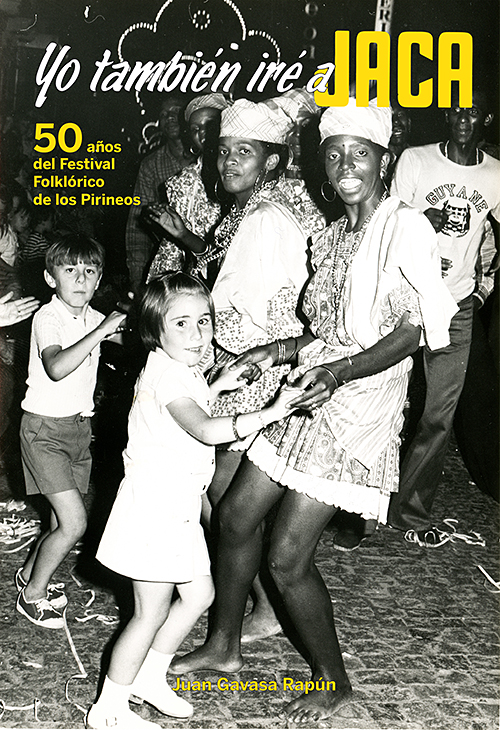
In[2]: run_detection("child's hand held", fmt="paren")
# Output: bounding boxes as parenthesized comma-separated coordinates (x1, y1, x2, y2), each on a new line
(270, 386, 304, 420)
(216, 363, 248, 392)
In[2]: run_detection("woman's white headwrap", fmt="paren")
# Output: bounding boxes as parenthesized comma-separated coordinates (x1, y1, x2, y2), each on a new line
(319, 98, 392, 148)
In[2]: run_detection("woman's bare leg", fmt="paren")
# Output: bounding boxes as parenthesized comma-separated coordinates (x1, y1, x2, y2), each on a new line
(206, 449, 281, 643)
(170, 458, 283, 674)
(268, 490, 352, 723)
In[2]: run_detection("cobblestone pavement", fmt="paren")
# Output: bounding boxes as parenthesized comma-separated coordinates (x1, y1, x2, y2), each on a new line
(0, 441, 498, 730)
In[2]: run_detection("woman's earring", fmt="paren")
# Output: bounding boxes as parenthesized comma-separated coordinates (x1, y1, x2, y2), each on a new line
(320, 180, 336, 202)
(380, 168, 390, 194)
(253, 168, 268, 194)
(215, 179, 224, 202)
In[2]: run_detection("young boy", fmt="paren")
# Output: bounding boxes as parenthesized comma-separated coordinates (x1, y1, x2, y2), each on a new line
(16, 234, 126, 628)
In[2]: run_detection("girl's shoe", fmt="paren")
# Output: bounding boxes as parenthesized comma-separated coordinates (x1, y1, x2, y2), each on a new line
(86, 704, 161, 729)
(130, 680, 193, 719)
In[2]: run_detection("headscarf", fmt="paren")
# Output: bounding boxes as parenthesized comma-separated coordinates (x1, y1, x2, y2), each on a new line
(265, 87, 318, 123)
(319, 97, 392, 149)
(184, 93, 229, 123)
(220, 99, 292, 144)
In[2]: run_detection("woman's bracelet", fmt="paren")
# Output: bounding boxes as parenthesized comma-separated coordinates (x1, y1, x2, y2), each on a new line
(231, 414, 240, 441)
(276, 339, 286, 365)
(340, 355, 354, 385)
(275, 337, 299, 366)
(317, 365, 340, 389)
(288, 337, 299, 362)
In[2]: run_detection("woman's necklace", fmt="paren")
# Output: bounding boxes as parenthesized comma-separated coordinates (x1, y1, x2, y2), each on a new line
(444, 139, 480, 164)
(329, 191, 388, 324)
(191, 180, 277, 274)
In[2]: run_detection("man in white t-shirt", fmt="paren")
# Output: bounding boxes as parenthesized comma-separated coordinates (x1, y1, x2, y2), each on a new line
(388, 88, 500, 545)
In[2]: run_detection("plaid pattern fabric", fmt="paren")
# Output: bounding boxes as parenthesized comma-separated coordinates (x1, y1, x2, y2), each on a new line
(184, 93, 229, 122)
(474, 218, 496, 306)
(266, 87, 318, 122)
(220, 99, 292, 144)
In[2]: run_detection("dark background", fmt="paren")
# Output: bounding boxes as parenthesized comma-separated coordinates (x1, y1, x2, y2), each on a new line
(0, 0, 498, 148)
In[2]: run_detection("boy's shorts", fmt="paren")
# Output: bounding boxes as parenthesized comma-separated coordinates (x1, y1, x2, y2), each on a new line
(20, 412, 92, 496)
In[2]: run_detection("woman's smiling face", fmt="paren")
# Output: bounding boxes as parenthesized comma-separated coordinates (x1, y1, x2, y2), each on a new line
(217, 137, 273, 208)
(324, 135, 386, 206)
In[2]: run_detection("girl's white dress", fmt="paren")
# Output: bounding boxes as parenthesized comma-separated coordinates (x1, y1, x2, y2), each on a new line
(96, 348, 214, 583)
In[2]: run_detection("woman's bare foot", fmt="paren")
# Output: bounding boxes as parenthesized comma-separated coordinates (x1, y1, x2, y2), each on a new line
(169, 642, 243, 675)
(285, 681, 352, 724)
(241, 610, 282, 644)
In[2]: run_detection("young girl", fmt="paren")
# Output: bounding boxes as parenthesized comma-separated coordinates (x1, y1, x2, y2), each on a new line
(87, 272, 301, 730)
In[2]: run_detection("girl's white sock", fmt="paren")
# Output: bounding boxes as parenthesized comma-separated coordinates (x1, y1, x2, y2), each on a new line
(141, 648, 175, 677)
(97, 675, 131, 709)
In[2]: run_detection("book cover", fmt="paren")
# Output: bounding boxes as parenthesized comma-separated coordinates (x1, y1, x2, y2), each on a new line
(0, 1, 498, 729)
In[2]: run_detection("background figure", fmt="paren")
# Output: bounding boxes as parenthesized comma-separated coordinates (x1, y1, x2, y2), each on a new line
(453, 220, 499, 501)
(265, 88, 327, 238)
(386, 104, 412, 184)
(125, 96, 193, 294)
(18, 206, 56, 302)
(388, 87, 500, 545)
(147, 93, 229, 284)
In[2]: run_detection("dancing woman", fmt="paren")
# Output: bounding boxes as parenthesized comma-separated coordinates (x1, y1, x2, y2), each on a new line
(171, 99, 457, 723)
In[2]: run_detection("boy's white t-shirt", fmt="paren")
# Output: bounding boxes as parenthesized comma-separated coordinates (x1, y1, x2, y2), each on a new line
(392, 144, 500, 303)
(21, 294, 105, 417)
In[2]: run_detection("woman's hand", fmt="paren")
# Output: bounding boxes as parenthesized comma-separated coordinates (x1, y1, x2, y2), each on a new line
(286, 365, 338, 411)
(229, 343, 277, 384)
(147, 205, 188, 241)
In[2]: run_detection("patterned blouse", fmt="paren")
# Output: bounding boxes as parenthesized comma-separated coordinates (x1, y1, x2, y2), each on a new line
(147, 159, 221, 280)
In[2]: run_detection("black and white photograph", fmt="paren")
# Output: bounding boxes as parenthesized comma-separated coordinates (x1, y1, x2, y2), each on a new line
(0, 1, 498, 728)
